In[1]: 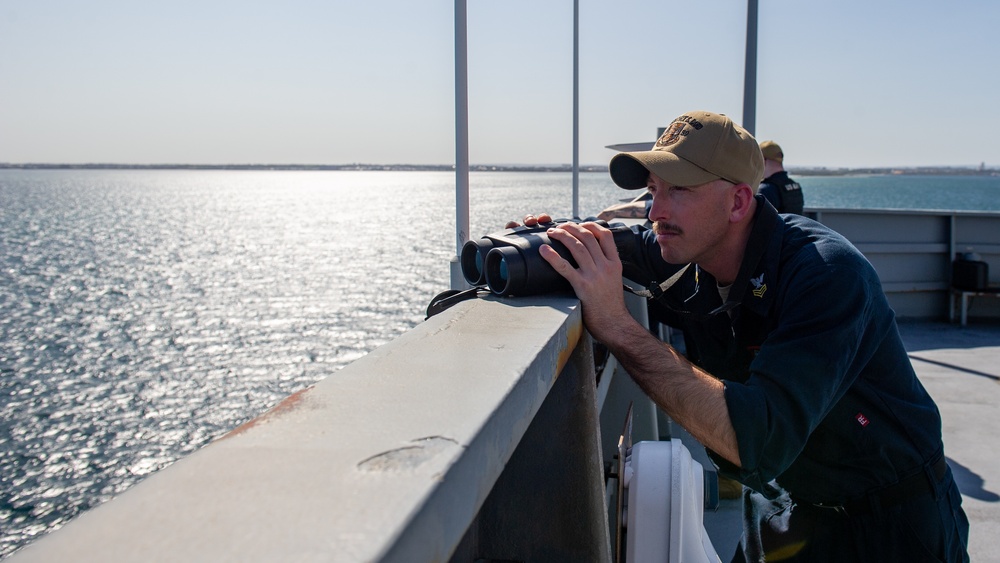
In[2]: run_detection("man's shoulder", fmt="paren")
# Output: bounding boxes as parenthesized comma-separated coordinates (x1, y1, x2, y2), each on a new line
(779, 215, 872, 273)
(763, 171, 794, 185)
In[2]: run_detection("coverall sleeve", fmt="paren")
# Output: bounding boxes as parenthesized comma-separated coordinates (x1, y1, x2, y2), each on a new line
(716, 260, 890, 492)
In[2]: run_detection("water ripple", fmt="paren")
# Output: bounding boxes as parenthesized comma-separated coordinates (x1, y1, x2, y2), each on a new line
(0, 169, 624, 558)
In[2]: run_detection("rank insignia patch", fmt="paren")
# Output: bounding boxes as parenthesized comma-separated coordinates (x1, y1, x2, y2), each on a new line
(750, 273, 767, 298)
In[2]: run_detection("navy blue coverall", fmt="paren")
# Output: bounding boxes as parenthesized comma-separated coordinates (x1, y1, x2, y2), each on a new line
(758, 171, 804, 215)
(618, 196, 969, 562)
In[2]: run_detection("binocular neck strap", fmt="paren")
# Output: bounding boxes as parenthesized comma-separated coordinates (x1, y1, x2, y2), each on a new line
(624, 263, 692, 301)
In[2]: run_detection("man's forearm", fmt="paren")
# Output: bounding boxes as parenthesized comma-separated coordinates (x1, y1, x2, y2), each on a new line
(597, 201, 648, 221)
(603, 321, 742, 467)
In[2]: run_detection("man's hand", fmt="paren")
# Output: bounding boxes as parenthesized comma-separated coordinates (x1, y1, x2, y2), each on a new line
(504, 213, 634, 343)
(504, 213, 553, 229)
(538, 221, 636, 346)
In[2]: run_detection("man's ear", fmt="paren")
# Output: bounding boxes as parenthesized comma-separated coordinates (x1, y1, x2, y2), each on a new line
(730, 184, 755, 222)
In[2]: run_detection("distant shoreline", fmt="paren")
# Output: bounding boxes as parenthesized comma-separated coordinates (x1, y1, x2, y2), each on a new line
(1, 162, 997, 177)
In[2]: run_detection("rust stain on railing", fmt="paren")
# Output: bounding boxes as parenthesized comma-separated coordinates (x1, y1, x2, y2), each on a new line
(555, 315, 584, 377)
(218, 386, 314, 439)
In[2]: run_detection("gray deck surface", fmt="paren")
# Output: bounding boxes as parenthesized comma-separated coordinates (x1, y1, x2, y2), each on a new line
(702, 320, 1000, 561)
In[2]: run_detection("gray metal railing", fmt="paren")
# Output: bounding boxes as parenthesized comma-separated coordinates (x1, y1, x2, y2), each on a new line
(11, 295, 666, 562)
(808, 207, 1000, 321)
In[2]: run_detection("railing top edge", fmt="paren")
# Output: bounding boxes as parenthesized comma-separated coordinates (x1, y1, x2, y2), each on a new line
(806, 207, 1000, 218)
(10, 296, 586, 563)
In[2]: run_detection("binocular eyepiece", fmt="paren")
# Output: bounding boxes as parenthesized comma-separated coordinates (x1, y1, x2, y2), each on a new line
(461, 219, 634, 297)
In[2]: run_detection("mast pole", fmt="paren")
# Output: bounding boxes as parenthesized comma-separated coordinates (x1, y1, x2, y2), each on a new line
(742, 0, 758, 135)
(452, 0, 471, 289)
(572, 0, 580, 218)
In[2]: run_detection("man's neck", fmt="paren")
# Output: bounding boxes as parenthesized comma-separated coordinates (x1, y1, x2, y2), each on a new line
(699, 199, 758, 286)
(763, 160, 784, 178)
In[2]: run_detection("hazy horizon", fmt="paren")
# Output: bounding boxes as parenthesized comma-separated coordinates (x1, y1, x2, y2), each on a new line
(2, 1, 998, 169)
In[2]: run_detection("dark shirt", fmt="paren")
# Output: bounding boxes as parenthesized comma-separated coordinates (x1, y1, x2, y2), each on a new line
(619, 196, 943, 503)
(758, 171, 804, 215)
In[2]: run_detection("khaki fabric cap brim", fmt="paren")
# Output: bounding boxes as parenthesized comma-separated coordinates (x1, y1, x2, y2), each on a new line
(610, 150, 723, 190)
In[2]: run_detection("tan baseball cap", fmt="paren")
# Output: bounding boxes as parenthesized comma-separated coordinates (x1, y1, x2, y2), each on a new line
(760, 140, 783, 162)
(609, 110, 764, 190)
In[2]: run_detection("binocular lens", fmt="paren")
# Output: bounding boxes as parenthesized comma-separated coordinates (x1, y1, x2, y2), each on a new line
(485, 246, 526, 296)
(460, 238, 494, 285)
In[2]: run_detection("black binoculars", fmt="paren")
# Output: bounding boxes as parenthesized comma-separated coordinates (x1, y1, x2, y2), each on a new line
(461, 219, 634, 297)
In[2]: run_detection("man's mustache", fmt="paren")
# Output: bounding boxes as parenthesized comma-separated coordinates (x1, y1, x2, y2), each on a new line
(653, 221, 682, 236)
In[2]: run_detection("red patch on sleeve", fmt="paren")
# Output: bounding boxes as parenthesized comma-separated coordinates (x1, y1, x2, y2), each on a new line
(856, 412, 870, 427)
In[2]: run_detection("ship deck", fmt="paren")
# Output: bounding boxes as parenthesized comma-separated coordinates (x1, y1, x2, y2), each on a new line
(703, 319, 1000, 561)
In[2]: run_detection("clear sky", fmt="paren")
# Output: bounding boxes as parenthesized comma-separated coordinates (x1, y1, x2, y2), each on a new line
(2, 0, 998, 168)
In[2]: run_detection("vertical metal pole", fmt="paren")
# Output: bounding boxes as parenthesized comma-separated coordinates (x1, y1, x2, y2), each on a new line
(742, 0, 758, 135)
(572, 0, 580, 218)
(452, 0, 471, 289)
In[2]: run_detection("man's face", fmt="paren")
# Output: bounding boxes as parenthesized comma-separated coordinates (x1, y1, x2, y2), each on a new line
(646, 172, 736, 265)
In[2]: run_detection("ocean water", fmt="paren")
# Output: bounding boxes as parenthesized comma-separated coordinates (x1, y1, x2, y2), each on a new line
(797, 174, 1000, 212)
(1, 169, 999, 557)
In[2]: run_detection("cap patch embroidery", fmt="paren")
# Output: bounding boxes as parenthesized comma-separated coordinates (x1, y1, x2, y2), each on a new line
(655, 122, 688, 148)
(856, 412, 870, 427)
(750, 273, 767, 298)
